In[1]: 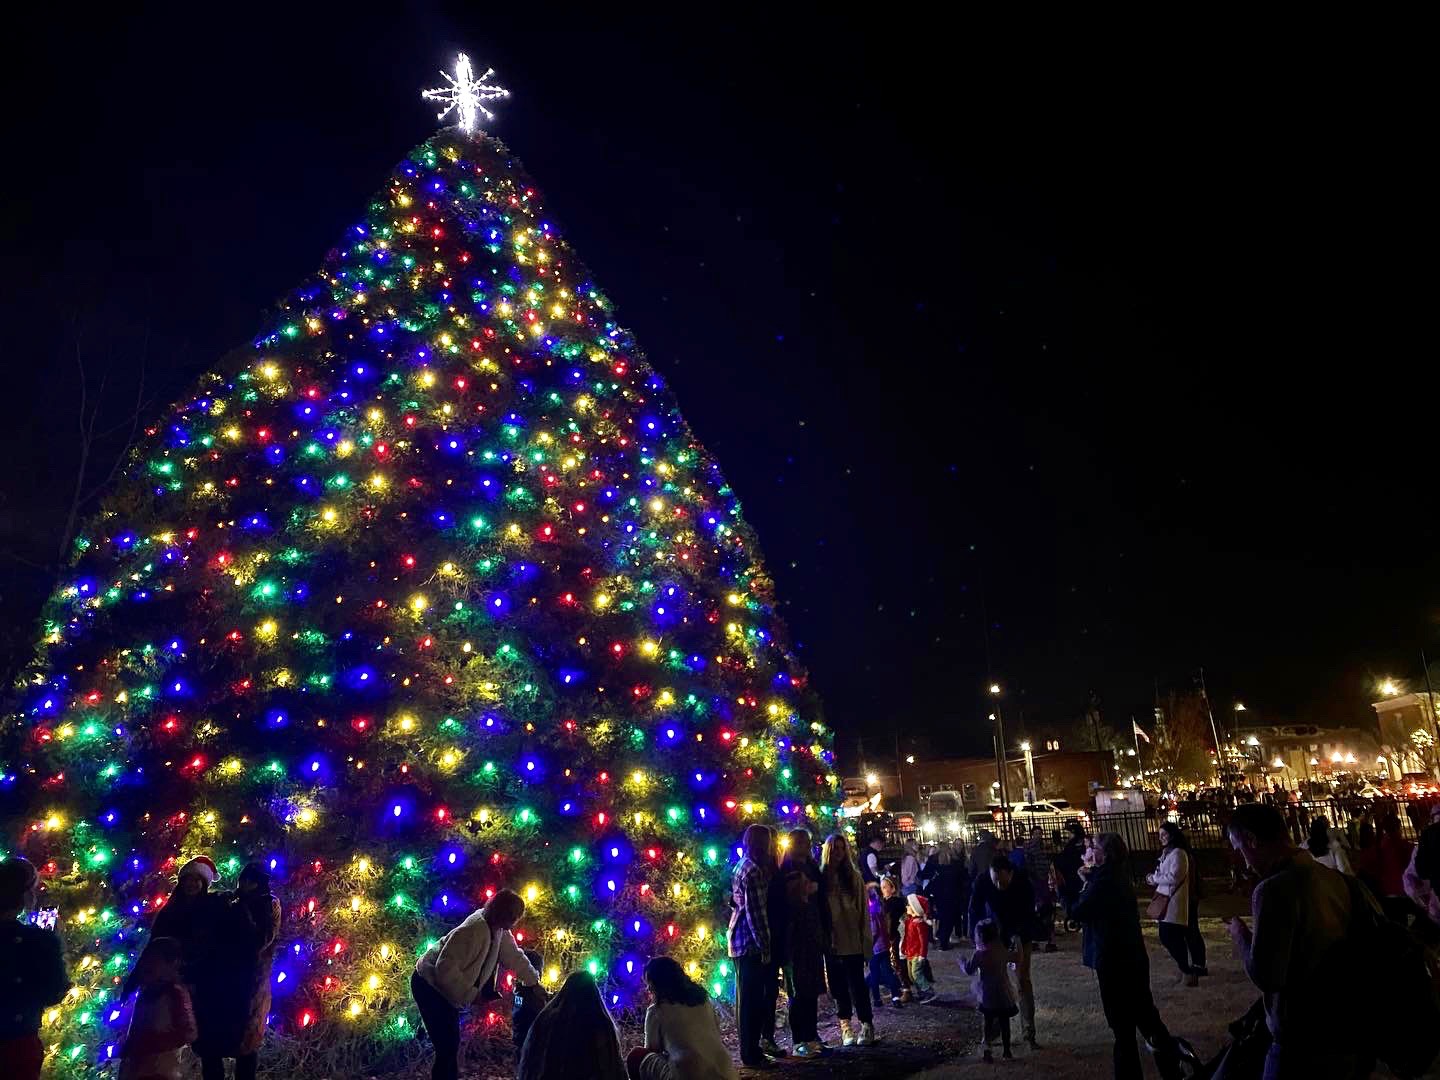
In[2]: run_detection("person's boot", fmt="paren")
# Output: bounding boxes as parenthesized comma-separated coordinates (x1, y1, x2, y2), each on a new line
(858, 1021, 877, 1046)
(839, 1019, 856, 1047)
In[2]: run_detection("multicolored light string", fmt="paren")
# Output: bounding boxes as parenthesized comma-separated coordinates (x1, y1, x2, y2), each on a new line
(1, 122, 834, 1074)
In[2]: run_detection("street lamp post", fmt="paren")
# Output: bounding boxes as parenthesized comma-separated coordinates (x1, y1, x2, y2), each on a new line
(989, 683, 1009, 809)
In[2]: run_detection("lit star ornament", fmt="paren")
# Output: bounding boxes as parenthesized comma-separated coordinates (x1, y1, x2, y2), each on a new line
(421, 54, 509, 134)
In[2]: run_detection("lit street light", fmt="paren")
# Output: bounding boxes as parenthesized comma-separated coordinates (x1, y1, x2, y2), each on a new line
(865, 771, 878, 787)
(1381, 679, 1401, 696)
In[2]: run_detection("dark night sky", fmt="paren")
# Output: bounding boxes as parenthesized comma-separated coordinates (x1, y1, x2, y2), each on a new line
(2, 9, 1434, 761)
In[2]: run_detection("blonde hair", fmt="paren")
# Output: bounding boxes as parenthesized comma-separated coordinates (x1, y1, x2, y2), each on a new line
(820, 833, 860, 898)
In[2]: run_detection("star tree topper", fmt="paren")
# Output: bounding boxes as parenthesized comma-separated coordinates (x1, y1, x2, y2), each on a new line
(421, 54, 509, 134)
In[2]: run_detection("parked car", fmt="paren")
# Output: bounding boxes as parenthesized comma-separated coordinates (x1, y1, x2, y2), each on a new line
(1012, 800, 1089, 828)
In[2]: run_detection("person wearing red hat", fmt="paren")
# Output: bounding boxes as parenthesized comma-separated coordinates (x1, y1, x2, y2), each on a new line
(142, 856, 223, 998)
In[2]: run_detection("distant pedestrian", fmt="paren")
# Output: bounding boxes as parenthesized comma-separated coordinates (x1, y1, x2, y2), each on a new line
(900, 842, 921, 896)
(862, 837, 884, 884)
(1147, 823, 1205, 986)
(1225, 802, 1358, 1078)
(820, 833, 875, 1047)
(1024, 826, 1058, 952)
(1307, 817, 1352, 875)
(727, 823, 779, 1067)
(0, 857, 70, 1080)
(1072, 833, 1184, 1080)
(922, 845, 967, 950)
(1053, 821, 1087, 925)
(1355, 813, 1415, 925)
(963, 919, 1018, 1063)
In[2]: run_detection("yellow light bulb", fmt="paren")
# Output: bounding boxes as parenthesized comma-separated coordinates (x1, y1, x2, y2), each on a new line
(410, 595, 427, 612)
(525, 884, 539, 903)
(368, 974, 381, 990)
(351, 896, 362, 912)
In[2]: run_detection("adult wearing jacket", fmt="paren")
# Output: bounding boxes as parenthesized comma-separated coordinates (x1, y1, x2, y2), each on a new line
(1053, 822, 1087, 918)
(0, 857, 69, 1080)
(148, 857, 223, 991)
(968, 860, 1038, 1048)
(1071, 833, 1184, 1080)
(412, 889, 544, 1080)
(1146, 823, 1205, 986)
(192, 863, 281, 1080)
(922, 845, 967, 950)
(728, 824, 778, 1067)
(778, 830, 827, 1058)
(820, 833, 875, 1047)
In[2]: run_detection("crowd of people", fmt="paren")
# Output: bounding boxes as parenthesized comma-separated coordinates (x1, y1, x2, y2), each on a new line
(7, 800, 1440, 1080)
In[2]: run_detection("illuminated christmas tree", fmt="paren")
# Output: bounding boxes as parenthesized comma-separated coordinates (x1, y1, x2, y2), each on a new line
(2, 58, 834, 1076)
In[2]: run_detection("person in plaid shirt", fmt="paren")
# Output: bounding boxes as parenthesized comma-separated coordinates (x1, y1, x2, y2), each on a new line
(729, 824, 777, 1067)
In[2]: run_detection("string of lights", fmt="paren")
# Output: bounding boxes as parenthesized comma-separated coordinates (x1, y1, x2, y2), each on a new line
(2, 100, 834, 1074)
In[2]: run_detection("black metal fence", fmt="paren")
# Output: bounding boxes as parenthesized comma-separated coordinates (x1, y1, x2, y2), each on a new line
(995, 796, 1431, 853)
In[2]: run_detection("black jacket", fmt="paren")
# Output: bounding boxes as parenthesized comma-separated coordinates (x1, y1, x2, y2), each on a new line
(1070, 860, 1148, 974)
(924, 862, 968, 906)
(968, 868, 1037, 944)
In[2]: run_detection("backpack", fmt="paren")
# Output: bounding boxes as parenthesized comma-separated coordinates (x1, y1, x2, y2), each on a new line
(1344, 875, 1440, 1078)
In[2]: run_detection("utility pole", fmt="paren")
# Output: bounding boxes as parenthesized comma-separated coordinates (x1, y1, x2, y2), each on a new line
(1197, 667, 1224, 781)
(1424, 650, 1440, 780)
(894, 732, 905, 804)
(989, 683, 1009, 810)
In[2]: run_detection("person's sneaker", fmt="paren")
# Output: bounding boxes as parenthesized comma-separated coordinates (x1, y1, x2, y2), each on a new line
(809, 1040, 829, 1055)
(791, 1042, 820, 1059)
(858, 1021, 877, 1047)
(982, 1048, 994, 1063)
(839, 1019, 856, 1047)
(888, 995, 905, 1008)
(759, 1037, 787, 1059)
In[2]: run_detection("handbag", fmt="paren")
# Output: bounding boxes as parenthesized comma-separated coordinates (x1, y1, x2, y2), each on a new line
(1146, 891, 1170, 920)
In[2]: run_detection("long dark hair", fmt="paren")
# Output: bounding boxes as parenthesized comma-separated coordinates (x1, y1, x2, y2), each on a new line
(644, 956, 707, 1007)
(1159, 823, 1193, 854)
(517, 970, 624, 1080)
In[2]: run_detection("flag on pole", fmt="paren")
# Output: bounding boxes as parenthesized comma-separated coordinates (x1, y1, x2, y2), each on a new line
(1133, 720, 1151, 744)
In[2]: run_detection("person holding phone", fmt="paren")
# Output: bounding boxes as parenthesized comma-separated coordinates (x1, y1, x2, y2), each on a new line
(0, 857, 71, 1080)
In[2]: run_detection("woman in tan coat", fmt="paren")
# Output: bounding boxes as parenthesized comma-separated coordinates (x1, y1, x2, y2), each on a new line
(820, 834, 874, 1047)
